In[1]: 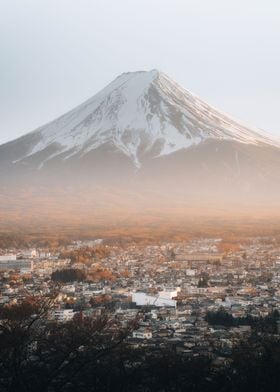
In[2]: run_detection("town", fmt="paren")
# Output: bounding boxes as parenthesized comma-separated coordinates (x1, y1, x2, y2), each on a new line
(1, 235, 280, 367)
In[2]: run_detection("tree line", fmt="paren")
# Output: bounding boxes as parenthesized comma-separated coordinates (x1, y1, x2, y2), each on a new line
(206, 307, 280, 333)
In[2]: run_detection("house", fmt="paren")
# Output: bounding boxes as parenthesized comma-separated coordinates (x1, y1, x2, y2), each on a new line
(132, 328, 152, 340)
(53, 309, 75, 322)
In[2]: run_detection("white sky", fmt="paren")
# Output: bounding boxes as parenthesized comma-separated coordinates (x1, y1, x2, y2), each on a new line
(0, 0, 279, 144)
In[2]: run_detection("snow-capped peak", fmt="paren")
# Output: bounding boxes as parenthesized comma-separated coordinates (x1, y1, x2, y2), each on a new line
(13, 69, 279, 168)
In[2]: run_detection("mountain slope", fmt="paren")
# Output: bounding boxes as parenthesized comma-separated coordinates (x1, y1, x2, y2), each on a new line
(0, 69, 280, 218)
(1, 70, 278, 168)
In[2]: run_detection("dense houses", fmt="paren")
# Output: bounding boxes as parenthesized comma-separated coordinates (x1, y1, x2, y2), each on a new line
(1, 237, 280, 364)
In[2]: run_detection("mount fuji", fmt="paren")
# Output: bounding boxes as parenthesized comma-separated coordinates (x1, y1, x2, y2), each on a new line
(1, 69, 280, 220)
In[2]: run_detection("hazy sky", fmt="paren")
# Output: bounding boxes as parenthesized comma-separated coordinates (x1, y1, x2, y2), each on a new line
(1, 0, 280, 145)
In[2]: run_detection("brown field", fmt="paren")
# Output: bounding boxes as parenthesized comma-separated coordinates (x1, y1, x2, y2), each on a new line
(1, 191, 280, 248)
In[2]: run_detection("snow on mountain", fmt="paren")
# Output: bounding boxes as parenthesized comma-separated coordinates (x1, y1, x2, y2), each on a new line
(11, 69, 279, 169)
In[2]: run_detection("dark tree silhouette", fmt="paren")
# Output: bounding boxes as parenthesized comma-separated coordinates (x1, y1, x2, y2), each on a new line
(1, 295, 280, 392)
(0, 295, 137, 392)
(51, 268, 87, 282)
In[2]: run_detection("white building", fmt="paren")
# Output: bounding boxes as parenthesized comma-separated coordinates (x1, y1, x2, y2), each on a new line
(132, 328, 152, 339)
(132, 292, 177, 308)
(158, 287, 180, 299)
(186, 269, 196, 276)
(53, 309, 75, 322)
(61, 285, 76, 294)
